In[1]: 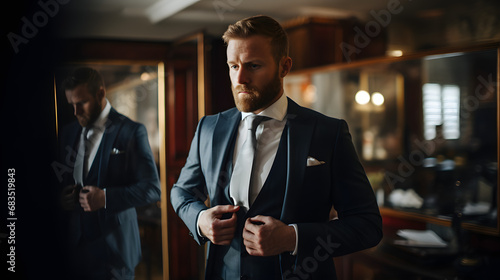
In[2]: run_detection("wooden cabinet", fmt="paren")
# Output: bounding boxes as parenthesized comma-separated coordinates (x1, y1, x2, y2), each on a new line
(283, 17, 387, 70)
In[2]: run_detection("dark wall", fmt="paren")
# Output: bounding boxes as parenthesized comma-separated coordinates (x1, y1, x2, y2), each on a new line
(2, 1, 64, 279)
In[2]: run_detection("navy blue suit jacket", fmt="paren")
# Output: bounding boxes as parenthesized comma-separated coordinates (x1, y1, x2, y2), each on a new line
(171, 98, 382, 279)
(58, 108, 161, 273)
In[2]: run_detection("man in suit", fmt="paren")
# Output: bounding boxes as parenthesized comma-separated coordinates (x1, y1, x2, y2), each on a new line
(170, 15, 382, 279)
(58, 67, 161, 280)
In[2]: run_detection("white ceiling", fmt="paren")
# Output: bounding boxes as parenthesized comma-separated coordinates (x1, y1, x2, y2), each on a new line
(56, 0, 458, 41)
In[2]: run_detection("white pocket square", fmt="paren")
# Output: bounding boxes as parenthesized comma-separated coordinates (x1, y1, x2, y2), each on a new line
(111, 148, 125, 155)
(307, 156, 325, 167)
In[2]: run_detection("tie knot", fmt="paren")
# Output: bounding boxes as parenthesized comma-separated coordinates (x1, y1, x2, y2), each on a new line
(83, 126, 93, 141)
(245, 115, 269, 132)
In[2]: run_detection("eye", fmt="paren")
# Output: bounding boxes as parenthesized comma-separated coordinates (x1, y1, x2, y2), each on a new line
(250, 64, 261, 70)
(229, 64, 239, 70)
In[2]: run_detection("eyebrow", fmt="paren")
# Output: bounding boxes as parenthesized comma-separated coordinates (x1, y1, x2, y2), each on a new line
(227, 59, 266, 65)
(67, 99, 88, 105)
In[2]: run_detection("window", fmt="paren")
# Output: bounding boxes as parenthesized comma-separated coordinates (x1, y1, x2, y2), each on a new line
(422, 83, 460, 140)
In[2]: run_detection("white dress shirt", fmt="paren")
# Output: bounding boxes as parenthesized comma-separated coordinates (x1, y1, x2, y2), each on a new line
(231, 92, 288, 206)
(198, 93, 299, 255)
(80, 99, 111, 207)
(84, 99, 111, 174)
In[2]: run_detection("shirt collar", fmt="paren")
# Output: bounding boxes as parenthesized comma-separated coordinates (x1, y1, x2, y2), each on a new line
(241, 92, 288, 121)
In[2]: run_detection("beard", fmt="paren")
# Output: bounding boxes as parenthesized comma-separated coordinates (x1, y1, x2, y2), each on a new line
(232, 70, 282, 113)
(77, 98, 102, 127)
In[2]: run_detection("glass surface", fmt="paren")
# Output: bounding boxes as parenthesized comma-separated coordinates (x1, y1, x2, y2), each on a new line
(55, 62, 163, 278)
(56, 63, 160, 164)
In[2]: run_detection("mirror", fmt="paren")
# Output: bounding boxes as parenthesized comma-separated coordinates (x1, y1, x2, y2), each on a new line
(54, 61, 166, 278)
(284, 45, 499, 235)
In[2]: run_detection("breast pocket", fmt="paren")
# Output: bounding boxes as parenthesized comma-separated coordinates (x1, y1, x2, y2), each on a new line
(304, 163, 330, 189)
(304, 162, 332, 197)
(107, 153, 128, 184)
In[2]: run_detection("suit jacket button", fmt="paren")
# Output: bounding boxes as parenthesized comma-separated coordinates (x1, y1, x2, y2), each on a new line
(240, 275, 248, 280)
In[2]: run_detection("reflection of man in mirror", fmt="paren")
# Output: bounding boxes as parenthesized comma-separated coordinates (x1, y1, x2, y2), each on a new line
(58, 67, 161, 280)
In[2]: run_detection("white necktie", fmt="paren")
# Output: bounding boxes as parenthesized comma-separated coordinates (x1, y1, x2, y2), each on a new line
(230, 115, 268, 210)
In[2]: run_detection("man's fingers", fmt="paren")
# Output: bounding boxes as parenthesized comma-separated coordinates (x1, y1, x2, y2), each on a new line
(207, 222, 237, 245)
(215, 218, 237, 232)
(248, 215, 268, 224)
(245, 216, 267, 233)
(200, 206, 241, 244)
(216, 212, 237, 226)
(213, 239, 233, 246)
(79, 196, 87, 205)
(79, 190, 87, 199)
(206, 215, 237, 236)
(211, 231, 236, 244)
(211, 205, 240, 215)
(243, 223, 259, 242)
(79, 191, 90, 211)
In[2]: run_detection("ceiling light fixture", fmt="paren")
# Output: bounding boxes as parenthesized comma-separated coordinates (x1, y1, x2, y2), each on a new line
(355, 90, 370, 105)
(145, 0, 200, 24)
(371, 92, 385, 106)
(387, 50, 403, 57)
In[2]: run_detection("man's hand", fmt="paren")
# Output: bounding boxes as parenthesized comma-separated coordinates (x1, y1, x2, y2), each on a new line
(79, 186, 105, 212)
(61, 185, 77, 211)
(243, 215, 296, 256)
(199, 205, 240, 245)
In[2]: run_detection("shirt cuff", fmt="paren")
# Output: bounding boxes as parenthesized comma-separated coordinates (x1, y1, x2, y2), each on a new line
(289, 224, 298, 256)
(196, 210, 207, 237)
(103, 188, 106, 209)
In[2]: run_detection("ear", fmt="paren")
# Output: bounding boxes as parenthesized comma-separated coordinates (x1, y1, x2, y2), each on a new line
(279, 56, 292, 78)
(96, 86, 106, 101)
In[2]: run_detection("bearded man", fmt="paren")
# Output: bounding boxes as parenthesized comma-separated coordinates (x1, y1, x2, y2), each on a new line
(170, 15, 382, 280)
(58, 67, 160, 280)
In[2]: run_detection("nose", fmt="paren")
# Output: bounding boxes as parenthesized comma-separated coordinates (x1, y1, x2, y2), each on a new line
(236, 67, 250, 85)
(74, 104, 82, 116)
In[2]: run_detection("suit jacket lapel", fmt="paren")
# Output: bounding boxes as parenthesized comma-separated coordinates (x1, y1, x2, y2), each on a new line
(62, 121, 81, 156)
(62, 122, 82, 185)
(211, 108, 241, 204)
(93, 108, 123, 187)
(281, 98, 315, 223)
(207, 100, 316, 215)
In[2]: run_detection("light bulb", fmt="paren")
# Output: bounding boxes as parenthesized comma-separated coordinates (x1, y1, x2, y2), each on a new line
(355, 90, 370, 105)
(372, 92, 384, 106)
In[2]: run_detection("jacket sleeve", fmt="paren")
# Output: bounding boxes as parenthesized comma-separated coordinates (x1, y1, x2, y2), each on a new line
(296, 119, 382, 260)
(170, 117, 210, 245)
(105, 123, 161, 212)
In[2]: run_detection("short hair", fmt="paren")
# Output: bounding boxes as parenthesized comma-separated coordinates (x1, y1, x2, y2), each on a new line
(222, 15, 289, 63)
(62, 67, 104, 96)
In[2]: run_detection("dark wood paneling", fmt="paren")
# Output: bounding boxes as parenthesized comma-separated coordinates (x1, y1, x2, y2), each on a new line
(284, 17, 387, 71)
(167, 168, 204, 280)
(208, 37, 234, 114)
(62, 39, 170, 62)
(166, 36, 206, 280)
